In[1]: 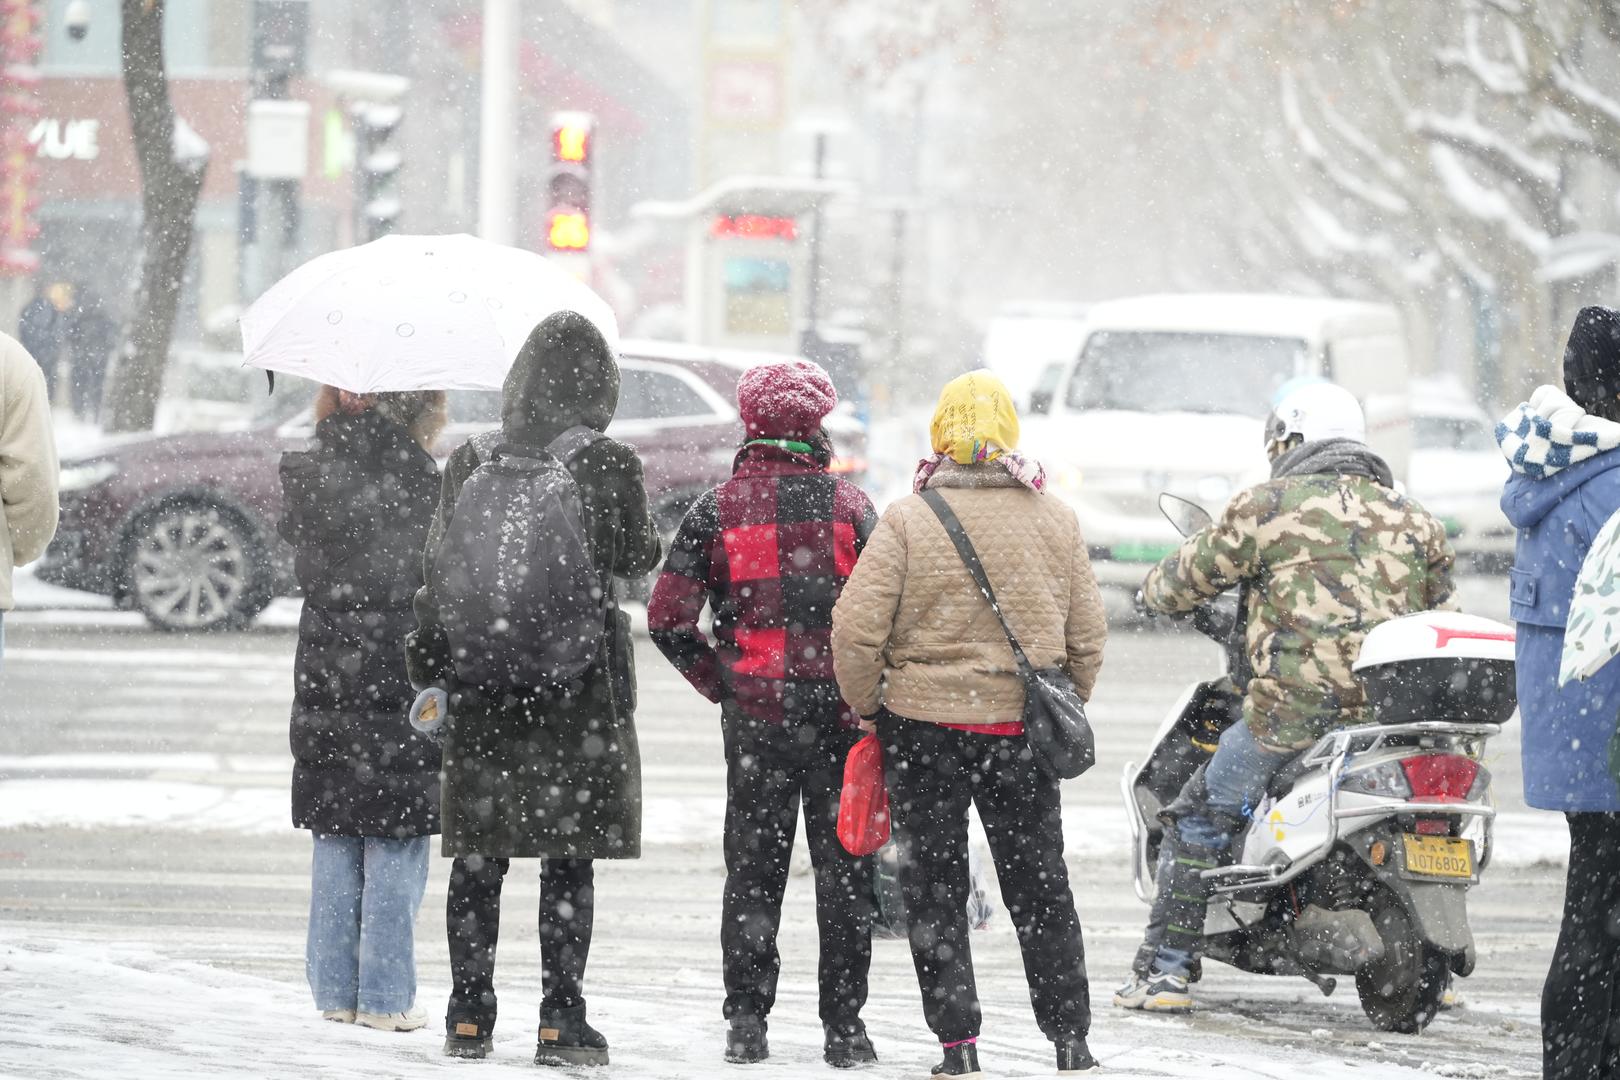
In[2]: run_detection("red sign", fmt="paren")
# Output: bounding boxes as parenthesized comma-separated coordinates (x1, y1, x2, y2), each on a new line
(0, 0, 41, 275)
(710, 214, 797, 241)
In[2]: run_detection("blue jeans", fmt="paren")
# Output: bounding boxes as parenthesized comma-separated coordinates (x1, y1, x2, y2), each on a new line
(1150, 720, 1291, 976)
(306, 833, 431, 1014)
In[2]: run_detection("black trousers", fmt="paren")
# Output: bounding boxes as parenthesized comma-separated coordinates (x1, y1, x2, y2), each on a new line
(878, 714, 1090, 1045)
(722, 707, 874, 1032)
(1545, 811, 1620, 1079)
(446, 854, 594, 1027)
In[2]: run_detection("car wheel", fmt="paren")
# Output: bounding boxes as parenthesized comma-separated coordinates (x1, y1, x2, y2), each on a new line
(125, 501, 271, 632)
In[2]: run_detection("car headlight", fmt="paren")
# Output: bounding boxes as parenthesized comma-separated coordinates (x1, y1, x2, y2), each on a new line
(58, 459, 117, 492)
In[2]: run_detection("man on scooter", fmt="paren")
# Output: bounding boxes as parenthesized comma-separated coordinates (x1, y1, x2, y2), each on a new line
(1114, 379, 1456, 1013)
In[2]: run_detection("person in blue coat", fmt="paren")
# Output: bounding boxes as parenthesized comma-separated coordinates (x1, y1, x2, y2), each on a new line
(1497, 305, 1620, 1080)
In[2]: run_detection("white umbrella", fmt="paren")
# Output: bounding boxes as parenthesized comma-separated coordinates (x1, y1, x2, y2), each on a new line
(1560, 506, 1620, 686)
(239, 233, 618, 394)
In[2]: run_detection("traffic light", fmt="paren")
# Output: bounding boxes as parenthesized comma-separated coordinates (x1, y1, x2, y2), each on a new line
(545, 112, 593, 253)
(354, 102, 403, 242)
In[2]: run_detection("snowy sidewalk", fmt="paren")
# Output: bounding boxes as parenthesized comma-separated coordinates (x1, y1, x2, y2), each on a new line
(0, 925, 1488, 1080)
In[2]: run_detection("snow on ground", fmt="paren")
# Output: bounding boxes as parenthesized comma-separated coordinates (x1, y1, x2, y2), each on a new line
(0, 768, 1566, 870)
(0, 926, 1477, 1080)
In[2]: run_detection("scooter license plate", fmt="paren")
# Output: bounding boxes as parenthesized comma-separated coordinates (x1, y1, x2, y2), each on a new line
(1401, 835, 1474, 879)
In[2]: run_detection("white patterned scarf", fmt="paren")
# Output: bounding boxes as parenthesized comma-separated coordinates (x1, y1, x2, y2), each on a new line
(1497, 384, 1620, 480)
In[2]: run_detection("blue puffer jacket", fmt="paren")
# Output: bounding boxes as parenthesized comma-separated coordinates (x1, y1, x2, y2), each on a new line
(1502, 443, 1620, 812)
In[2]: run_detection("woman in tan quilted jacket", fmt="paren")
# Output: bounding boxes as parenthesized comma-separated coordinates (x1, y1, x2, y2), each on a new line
(831, 370, 1106, 1078)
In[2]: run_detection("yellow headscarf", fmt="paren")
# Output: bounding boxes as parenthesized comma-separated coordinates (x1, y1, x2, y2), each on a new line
(930, 369, 1021, 464)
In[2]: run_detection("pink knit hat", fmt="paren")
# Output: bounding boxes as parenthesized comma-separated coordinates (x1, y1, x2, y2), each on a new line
(736, 360, 839, 439)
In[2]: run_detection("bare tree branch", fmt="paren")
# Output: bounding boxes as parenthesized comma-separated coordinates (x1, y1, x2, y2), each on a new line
(101, 0, 209, 433)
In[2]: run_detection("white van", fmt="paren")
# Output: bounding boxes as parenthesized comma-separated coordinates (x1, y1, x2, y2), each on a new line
(982, 301, 1092, 410)
(1021, 293, 1411, 589)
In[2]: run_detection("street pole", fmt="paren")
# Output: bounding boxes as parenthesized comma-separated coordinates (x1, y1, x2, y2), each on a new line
(802, 131, 827, 362)
(479, 0, 518, 245)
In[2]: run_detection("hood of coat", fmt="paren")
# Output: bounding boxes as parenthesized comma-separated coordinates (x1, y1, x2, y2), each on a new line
(502, 311, 620, 446)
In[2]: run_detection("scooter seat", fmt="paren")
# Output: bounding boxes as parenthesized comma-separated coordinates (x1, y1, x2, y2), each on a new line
(1266, 748, 1317, 799)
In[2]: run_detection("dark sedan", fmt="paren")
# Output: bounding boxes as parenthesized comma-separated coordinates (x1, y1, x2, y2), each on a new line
(40, 341, 867, 631)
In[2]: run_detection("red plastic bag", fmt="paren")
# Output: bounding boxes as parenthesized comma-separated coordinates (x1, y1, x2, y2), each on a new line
(837, 734, 890, 856)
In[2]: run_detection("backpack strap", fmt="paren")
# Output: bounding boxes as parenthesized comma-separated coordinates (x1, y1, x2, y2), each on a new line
(468, 430, 503, 465)
(547, 424, 607, 465)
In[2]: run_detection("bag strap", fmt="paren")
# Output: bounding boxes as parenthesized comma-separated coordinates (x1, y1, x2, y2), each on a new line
(547, 424, 606, 465)
(919, 487, 1036, 678)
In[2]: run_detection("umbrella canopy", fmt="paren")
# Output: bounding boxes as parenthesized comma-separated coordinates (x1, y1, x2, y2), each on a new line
(1560, 506, 1620, 685)
(239, 233, 618, 394)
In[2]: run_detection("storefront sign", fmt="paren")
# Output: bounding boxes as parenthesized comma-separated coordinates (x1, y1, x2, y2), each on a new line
(28, 118, 100, 161)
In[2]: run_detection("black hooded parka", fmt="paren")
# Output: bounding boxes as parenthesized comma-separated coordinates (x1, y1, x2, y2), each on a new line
(409, 312, 664, 858)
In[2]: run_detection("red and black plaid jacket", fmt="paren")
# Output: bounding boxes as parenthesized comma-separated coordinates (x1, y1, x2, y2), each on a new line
(649, 442, 877, 730)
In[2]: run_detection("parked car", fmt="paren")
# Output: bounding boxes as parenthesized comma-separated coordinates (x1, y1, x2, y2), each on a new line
(1406, 377, 1511, 569)
(1021, 293, 1412, 590)
(39, 341, 868, 631)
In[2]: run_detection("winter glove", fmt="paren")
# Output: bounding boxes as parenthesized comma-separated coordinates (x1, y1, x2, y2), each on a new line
(405, 624, 455, 691)
(409, 686, 451, 741)
(1132, 588, 1156, 619)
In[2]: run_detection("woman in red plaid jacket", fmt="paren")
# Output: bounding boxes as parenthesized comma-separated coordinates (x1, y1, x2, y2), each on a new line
(648, 360, 880, 1070)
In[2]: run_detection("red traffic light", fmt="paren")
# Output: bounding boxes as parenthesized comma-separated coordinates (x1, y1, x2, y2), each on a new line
(548, 210, 590, 251)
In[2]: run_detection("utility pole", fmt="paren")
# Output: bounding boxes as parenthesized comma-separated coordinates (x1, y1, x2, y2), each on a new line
(241, 0, 310, 301)
(479, 0, 519, 245)
(801, 131, 827, 363)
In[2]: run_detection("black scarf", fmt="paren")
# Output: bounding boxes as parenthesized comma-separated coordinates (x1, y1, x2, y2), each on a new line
(1270, 437, 1394, 487)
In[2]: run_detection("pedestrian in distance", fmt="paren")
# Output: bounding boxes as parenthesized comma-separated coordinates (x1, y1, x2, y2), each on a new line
(1495, 306, 1620, 1080)
(1115, 380, 1455, 1017)
(831, 370, 1106, 1078)
(407, 311, 662, 1066)
(279, 385, 447, 1031)
(17, 281, 70, 406)
(648, 359, 880, 1069)
(0, 330, 58, 667)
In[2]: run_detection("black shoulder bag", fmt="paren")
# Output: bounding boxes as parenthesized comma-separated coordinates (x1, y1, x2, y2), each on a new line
(920, 488, 1095, 781)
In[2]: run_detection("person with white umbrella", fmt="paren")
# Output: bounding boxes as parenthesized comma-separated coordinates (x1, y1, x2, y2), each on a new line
(1495, 305, 1620, 1080)
(406, 311, 662, 1064)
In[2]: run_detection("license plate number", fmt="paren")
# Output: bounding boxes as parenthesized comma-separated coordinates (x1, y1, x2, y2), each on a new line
(1402, 835, 1474, 879)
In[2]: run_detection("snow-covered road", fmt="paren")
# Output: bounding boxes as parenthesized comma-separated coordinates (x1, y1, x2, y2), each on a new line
(0, 603, 1552, 1078)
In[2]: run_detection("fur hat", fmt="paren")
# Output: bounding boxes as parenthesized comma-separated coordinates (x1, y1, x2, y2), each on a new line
(736, 360, 838, 439)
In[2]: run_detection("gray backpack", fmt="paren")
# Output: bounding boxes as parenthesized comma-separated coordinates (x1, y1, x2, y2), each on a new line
(433, 427, 607, 692)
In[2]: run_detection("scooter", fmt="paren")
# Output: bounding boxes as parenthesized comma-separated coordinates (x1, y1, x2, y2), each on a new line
(1121, 493, 1518, 1033)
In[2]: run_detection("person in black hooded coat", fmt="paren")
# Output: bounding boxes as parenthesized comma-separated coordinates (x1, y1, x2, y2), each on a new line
(408, 311, 663, 1064)
(279, 386, 445, 1031)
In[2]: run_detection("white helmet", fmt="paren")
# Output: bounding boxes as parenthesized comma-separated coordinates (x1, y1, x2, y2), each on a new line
(1264, 380, 1366, 447)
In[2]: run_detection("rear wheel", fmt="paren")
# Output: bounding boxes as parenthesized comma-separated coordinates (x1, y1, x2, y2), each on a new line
(1355, 895, 1451, 1033)
(125, 501, 271, 632)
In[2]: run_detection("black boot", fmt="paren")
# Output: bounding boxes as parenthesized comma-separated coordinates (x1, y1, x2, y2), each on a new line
(1055, 1034, 1098, 1073)
(725, 1016, 769, 1064)
(823, 1025, 878, 1068)
(443, 1014, 494, 1060)
(534, 1003, 609, 1067)
(931, 1043, 981, 1077)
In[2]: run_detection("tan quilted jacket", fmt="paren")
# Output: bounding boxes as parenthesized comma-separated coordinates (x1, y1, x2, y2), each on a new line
(831, 461, 1106, 726)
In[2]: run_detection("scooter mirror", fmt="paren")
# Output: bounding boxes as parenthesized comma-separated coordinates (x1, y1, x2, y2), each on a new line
(1159, 493, 1213, 538)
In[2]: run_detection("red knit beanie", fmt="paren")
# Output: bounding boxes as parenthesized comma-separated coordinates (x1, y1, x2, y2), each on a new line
(737, 360, 838, 439)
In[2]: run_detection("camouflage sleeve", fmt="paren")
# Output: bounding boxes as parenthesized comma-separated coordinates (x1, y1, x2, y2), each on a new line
(1424, 515, 1459, 612)
(1140, 487, 1263, 613)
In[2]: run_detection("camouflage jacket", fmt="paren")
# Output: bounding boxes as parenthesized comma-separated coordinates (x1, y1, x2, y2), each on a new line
(1142, 473, 1456, 750)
